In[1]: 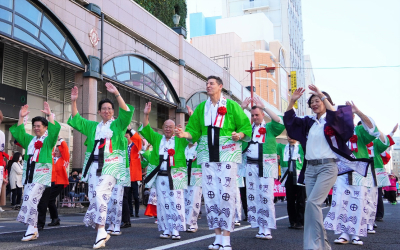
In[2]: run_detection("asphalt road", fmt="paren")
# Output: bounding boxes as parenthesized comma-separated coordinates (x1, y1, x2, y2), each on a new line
(0, 201, 399, 250)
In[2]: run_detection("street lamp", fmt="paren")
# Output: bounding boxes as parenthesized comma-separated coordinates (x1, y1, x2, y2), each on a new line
(245, 61, 276, 106)
(173, 14, 180, 27)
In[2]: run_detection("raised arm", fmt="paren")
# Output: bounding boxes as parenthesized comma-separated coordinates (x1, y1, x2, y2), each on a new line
(143, 102, 151, 128)
(287, 88, 305, 111)
(309, 84, 335, 111)
(105, 82, 128, 111)
(240, 97, 252, 111)
(18, 104, 30, 126)
(346, 101, 373, 129)
(71, 86, 79, 118)
(41, 102, 54, 125)
(253, 96, 281, 123)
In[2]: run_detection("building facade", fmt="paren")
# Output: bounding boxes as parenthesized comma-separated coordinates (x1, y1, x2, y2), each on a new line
(391, 137, 400, 176)
(0, 0, 257, 170)
(221, 0, 306, 115)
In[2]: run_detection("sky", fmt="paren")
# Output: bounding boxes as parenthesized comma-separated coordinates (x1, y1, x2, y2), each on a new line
(186, 0, 400, 135)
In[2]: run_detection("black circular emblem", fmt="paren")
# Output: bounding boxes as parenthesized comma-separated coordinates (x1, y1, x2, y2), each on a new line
(262, 198, 268, 204)
(344, 190, 351, 195)
(165, 204, 169, 209)
(187, 200, 191, 206)
(169, 192, 174, 197)
(161, 181, 165, 186)
(248, 194, 254, 201)
(208, 191, 215, 199)
(205, 163, 210, 168)
(226, 164, 231, 169)
(350, 204, 358, 211)
(248, 172, 252, 176)
(196, 203, 200, 208)
(24, 195, 29, 201)
(176, 204, 181, 210)
(222, 193, 230, 201)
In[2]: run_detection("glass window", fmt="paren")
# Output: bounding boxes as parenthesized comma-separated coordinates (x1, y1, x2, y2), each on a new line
(0, 0, 13, 9)
(15, 15, 39, 37)
(14, 27, 46, 50)
(15, 0, 42, 26)
(0, 21, 11, 35)
(41, 16, 65, 48)
(144, 62, 155, 79)
(0, 8, 12, 22)
(103, 61, 115, 76)
(131, 72, 142, 82)
(40, 33, 61, 55)
(116, 72, 130, 81)
(113, 56, 129, 74)
(63, 42, 81, 64)
(129, 56, 143, 73)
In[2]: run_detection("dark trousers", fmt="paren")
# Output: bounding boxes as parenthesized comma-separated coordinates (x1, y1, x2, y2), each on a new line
(285, 173, 306, 226)
(128, 181, 139, 215)
(37, 183, 65, 227)
(11, 187, 22, 205)
(387, 190, 397, 203)
(376, 187, 384, 218)
(121, 186, 131, 223)
(239, 177, 248, 218)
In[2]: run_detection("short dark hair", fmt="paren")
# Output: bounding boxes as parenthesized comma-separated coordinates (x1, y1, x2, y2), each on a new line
(251, 106, 264, 112)
(32, 116, 48, 127)
(98, 98, 115, 111)
(207, 75, 223, 85)
(126, 129, 133, 137)
(307, 91, 334, 108)
(357, 121, 362, 126)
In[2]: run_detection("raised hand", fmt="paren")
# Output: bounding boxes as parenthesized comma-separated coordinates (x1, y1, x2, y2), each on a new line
(41, 102, 52, 116)
(174, 127, 185, 138)
(308, 84, 323, 98)
(253, 96, 265, 109)
(241, 97, 252, 109)
(19, 105, 30, 118)
(105, 82, 119, 95)
(71, 86, 79, 101)
(345, 101, 360, 114)
(186, 105, 194, 117)
(392, 123, 398, 134)
(290, 88, 305, 103)
(144, 102, 152, 115)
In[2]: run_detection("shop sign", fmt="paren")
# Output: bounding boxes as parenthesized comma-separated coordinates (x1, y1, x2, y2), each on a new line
(89, 28, 100, 47)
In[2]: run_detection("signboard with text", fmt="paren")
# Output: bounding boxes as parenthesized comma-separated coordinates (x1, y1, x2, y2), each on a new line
(290, 71, 298, 109)
(0, 84, 28, 119)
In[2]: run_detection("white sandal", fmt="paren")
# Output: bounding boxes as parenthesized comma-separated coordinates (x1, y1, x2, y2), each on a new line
(208, 243, 222, 250)
(186, 227, 198, 233)
(93, 234, 110, 249)
(21, 231, 38, 242)
(159, 233, 171, 239)
(351, 239, 363, 245)
(261, 234, 272, 240)
(171, 235, 181, 240)
(334, 237, 349, 244)
(111, 231, 122, 236)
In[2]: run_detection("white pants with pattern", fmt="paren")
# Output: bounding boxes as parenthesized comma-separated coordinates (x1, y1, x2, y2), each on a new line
(17, 183, 46, 226)
(156, 176, 186, 232)
(202, 162, 237, 232)
(106, 184, 124, 226)
(84, 162, 117, 228)
(246, 164, 276, 229)
(184, 185, 202, 229)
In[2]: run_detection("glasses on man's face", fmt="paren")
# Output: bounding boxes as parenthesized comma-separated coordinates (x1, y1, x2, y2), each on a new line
(101, 108, 113, 112)
(33, 125, 43, 129)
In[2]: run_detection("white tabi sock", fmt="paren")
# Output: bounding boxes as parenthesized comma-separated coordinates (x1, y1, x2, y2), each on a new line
(96, 228, 107, 242)
(351, 235, 360, 241)
(367, 224, 373, 230)
(339, 233, 350, 241)
(114, 223, 121, 232)
(172, 229, 179, 236)
(213, 234, 222, 245)
(222, 236, 231, 246)
(258, 227, 263, 234)
(163, 229, 171, 235)
(26, 225, 36, 235)
(263, 227, 271, 235)
(107, 224, 114, 232)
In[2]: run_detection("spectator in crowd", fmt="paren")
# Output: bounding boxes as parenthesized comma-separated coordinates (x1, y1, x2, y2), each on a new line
(387, 174, 398, 204)
(8, 152, 23, 210)
(68, 171, 85, 207)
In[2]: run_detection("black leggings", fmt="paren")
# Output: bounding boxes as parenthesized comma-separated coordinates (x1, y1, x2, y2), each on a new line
(11, 187, 22, 205)
(387, 191, 397, 203)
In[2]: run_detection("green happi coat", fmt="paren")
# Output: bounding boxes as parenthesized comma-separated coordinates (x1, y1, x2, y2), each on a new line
(351, 124, 379, 186)
(276, 143, 304, 184)
(10, 121, 61, 187)
(185, 99, 252, 164)
(240, 119, 285, 178)
(67, 105, 134, 183)
(370, 136, 391, 187)
(139, 123, 189, 190)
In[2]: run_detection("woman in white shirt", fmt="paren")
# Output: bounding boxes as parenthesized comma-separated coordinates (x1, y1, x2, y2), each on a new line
(9, 152, 23, 209)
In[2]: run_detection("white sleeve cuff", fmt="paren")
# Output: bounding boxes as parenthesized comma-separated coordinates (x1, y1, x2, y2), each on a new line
(130, 129, 137, 136)
(361, 116, 380, 137)
(138, 124, 144, 132)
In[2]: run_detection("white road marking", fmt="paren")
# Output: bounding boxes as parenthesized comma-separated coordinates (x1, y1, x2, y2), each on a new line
(146, 215, 290, 250)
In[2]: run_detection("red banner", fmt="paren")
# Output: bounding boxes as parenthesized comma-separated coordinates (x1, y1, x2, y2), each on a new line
(274, 179, 286, 197)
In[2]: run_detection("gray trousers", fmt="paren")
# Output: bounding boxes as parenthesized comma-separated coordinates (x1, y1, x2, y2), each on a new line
(304, 162, 338, 250)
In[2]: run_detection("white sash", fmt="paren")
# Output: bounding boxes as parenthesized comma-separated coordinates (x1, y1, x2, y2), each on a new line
(27, 132, 47, 163)
(204, 95, 227, 128)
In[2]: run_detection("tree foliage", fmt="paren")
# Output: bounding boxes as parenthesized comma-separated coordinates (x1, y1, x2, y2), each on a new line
(133, 0, 187, 29)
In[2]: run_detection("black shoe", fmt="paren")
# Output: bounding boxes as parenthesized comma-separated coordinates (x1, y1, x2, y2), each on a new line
(243, 216, 248, 221)
(294, 224, 304, 229)
(37, 226, 44, 231)
(135, 214, 139, 217)
(121, 222, 131, 228)
(130, 214, 134, 217)
(288, 224, 295, 229)
(48, 218, 60, 226)
(375, 217, 383, 222)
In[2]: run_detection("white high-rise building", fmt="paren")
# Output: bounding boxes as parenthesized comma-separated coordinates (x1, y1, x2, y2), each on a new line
(221, 0, 306, 115)
(304, 55, 314, 115)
